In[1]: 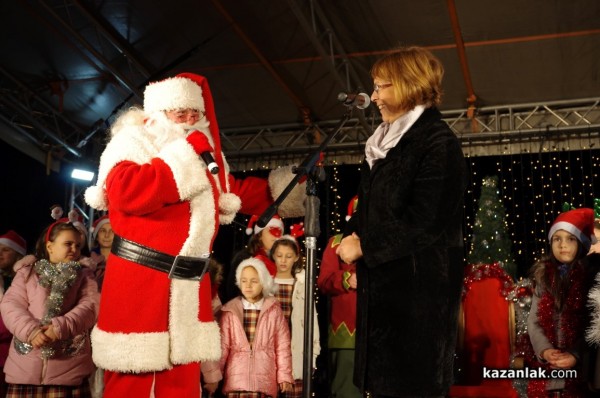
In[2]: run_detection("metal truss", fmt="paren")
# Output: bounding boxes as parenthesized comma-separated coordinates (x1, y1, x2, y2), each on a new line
(223, 97, 600, 171)
(0, 1, 151, 169)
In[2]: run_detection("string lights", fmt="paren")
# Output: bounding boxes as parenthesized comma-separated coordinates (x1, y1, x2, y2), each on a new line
(465, 144, 599, 277)
(231, 142, 598, 279)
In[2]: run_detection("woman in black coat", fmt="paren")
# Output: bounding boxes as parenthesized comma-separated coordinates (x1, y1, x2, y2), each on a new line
(336, 46, 467, 397)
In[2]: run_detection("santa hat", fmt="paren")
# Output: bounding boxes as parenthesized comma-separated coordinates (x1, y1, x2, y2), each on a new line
(143, 73, 228, 193)
(548, 208, 597, 252)
(91, 215, 111, 241)
(235, 257, 275, 296)
(346, 195, 359, 221)
(246, 214, 284, 236)
(0, 230, 26, 256)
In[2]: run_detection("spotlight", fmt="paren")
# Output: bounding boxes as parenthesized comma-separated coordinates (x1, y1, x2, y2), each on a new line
(71, 168, 95, 182)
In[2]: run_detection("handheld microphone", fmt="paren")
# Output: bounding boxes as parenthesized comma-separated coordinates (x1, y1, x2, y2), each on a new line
(186, 129, 220, 174)
(201, 152, 219, 174)
(337, 92, 371, 109)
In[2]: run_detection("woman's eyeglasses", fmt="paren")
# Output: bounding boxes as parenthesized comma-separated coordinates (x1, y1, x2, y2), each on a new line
(373, 83, 393, 93)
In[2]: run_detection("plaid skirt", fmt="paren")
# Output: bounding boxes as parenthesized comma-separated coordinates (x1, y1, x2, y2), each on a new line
(279, 379, 303, 398)
(226, 392, 270, 398)
(6, 383, 91, 398)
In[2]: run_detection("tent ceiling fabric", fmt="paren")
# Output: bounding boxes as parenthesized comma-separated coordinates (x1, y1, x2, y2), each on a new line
(0, 0, 599, 170)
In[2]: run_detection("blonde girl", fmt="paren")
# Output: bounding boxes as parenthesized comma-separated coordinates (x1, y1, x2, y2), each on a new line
(203, 258, 293, 397)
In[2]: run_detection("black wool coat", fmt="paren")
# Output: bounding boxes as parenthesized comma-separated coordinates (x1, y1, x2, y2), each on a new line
(353, 107, 467, 396)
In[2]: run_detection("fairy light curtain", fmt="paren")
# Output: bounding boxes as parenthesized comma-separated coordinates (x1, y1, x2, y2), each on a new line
(228, 144, 599, 278)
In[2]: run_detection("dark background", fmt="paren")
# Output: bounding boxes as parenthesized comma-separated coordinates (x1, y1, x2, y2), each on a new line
(2, 138, 599, 279)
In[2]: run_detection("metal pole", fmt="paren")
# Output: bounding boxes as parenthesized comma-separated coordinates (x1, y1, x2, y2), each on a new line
(302, 180, 321, 397)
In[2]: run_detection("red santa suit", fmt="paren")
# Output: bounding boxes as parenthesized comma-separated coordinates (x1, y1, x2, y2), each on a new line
(85, 73, 304, 397)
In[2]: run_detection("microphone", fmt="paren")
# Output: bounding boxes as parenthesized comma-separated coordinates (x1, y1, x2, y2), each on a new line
(201, 152, 219, 174)
(186, 130, 220, 174)
(337, 92, 371, 109)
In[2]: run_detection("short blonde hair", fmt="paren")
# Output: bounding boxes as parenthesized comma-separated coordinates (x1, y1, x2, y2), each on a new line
(371, 46, 444, 111)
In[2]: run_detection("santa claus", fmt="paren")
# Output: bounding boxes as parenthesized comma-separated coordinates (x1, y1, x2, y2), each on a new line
(85, 73, 304, 397)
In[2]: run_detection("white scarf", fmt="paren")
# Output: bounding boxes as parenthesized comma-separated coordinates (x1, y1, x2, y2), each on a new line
(365, 105, 425, 168)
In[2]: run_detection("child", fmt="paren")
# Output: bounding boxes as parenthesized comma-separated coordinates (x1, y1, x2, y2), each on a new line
(89, 214, 113, 292)
(0, 230, 26, 291)
(317, 196, 361, 398)
(208, 258, 225, 316)
(589, 218, 600, 254)
(317, 233, 361, 398)
(224, 215, 284, 302)
(271, 235, 320, 398)
(0, 221, 99, 397)
(203, 257, 293, 397)
(527, 208, 598, 397)
(88, 215, 112, 398)
(0, 230, 27, 398)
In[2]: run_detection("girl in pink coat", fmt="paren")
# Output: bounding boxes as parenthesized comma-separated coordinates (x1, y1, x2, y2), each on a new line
(0, 222, 99, 397)
(204, 257, 293, 397)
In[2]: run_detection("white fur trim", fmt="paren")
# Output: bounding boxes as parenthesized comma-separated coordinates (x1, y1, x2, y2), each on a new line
(85, 117, 160, 210)
(157, 139, 210, 200)
(169, 279, 222, 364)
(219, 193, 241, 225)
(86, 111, 213, 209)
(268, 166, 306, 218)
(144, 76, 205, 114)
(236, 257, 275, 295)
(587, 273, 600, 345)
(91, 326, 172, 372)
(254, 216, 284, 235)
(180, 195, 215, 257)
(549, 221, 591, 251)
(85, 186, 108, 212)
(0, 238, 25, 256)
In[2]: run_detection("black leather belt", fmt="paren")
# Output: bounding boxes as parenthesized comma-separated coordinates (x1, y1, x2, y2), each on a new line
(111, 234, 209, 280)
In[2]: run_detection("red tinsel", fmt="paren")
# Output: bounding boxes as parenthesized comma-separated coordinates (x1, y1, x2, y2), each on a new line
(526, 261, 587, 398)
(462, 262, 514, 300)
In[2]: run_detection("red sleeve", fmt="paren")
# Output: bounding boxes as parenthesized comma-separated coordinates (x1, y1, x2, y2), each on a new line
(228, 175, 272, 216)
(105, 160, 181, 215)
(317, 237, 348, 296)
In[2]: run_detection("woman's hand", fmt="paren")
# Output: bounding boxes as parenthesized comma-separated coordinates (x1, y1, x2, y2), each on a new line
(336, 233, 363, 264)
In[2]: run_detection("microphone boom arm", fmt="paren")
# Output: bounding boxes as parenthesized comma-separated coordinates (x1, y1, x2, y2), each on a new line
(256, 110, 352, 228)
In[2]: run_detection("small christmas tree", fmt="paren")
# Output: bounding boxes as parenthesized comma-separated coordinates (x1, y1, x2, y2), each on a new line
(468, 175, 517, 279)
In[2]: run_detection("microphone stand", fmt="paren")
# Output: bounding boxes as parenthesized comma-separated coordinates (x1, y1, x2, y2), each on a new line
(257, 109, 353, 398)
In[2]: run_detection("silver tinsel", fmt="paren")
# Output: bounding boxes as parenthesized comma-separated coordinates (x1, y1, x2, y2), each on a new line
(507, 277, 533, 398)
(14, 259, 83, 359)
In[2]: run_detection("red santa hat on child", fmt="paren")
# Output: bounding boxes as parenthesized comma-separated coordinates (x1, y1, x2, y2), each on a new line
(346, 195, 359, 221)
(0, 230, 27, 256)
(91, 215, 111, 241)
(548, 208, 597, 252)
(246, 214, 284, 237)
